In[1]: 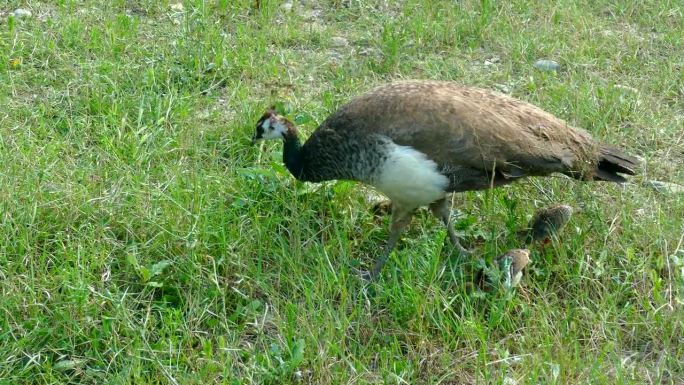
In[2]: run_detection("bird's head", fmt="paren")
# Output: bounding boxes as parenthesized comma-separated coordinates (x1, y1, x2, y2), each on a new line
(252, 107, 295, 144)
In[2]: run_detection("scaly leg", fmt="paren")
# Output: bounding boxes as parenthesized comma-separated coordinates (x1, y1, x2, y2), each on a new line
(358, 203, 414, 281)
(429, 197, 471, 256)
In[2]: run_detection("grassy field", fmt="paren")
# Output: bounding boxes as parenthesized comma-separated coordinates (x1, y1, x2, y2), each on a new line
(1, 0, 683, 384)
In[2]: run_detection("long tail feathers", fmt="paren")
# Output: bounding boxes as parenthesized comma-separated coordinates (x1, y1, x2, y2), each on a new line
(593, 145, 640, 182)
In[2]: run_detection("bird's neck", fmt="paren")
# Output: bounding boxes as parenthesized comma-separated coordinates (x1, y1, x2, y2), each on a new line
(283, 130, 306, 180)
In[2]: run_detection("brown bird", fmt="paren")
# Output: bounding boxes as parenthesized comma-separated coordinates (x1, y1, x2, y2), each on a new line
(493, 249, 531, 290)
(519, 204, 574, 245)
(252, 81, 639, 280)
(471, 249, 531, 293)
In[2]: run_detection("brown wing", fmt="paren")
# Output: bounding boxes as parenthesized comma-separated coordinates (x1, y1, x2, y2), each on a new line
(320, 81, 600, 180)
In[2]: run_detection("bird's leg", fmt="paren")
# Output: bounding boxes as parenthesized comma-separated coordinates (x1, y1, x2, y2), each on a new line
(429, 197, 471, 256)
(359, 204, 414, 281)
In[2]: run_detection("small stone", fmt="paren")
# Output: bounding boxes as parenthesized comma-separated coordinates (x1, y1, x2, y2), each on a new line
(301, 8, 323, 21)
(330, 36, 349, 48)
(361, 187, 386, 205)
(503, 377, 518, 385)
(281, 2, 293, 11)
(327, 50, 344, 65)
(494, 83, 511, 94)
(203, 62, 216, 73)
(358, 47, 380, 58)
(648, 180, 684, 194)
(484, 56, 500, 66)
(534, 59, 560, 72)
(170, 3, 184, 12)
(614, 84, 639, 93)
(11, 8, 33, 18)
(54, 359, 83, 371)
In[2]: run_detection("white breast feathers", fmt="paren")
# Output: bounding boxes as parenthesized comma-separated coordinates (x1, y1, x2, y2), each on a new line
(372, 142, 449, 208)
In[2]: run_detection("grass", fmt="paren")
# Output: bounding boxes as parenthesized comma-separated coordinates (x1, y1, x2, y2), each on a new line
(0, 0, 683, 383)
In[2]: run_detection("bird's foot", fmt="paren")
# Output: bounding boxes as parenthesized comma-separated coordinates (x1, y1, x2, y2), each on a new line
(456, 244, 473, 256)
(352, 267, 375, 282)
(446, 233, 473, 256)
